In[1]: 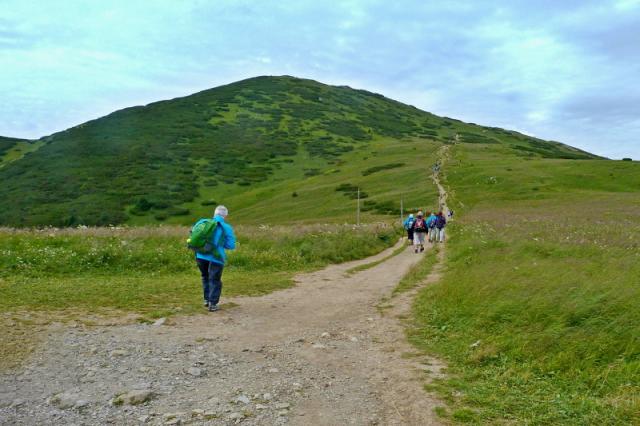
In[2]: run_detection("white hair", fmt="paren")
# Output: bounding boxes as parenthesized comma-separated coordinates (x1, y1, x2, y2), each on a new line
(214, 205, 228, 217)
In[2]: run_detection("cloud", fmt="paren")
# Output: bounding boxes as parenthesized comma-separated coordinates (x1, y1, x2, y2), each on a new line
(0, 0, 638, 158)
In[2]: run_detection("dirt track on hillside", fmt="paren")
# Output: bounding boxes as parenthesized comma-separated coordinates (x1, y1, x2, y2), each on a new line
(0, 153, 451, 426)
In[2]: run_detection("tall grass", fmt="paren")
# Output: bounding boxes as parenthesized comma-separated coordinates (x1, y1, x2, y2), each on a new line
(409, 146, 640, 424)
(0, 224, 398, 313)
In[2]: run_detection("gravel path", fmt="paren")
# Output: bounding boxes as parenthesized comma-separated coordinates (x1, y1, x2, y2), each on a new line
(0, 241, 445, 426)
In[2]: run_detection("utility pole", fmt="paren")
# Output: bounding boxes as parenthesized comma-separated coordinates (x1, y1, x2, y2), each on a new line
(356, 188, 360, 226)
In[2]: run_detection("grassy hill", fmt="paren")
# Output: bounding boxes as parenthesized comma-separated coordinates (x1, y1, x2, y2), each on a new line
(410, 143, 640, 423)
(0, 136, 42, 169)
(0, 76, 597, 227)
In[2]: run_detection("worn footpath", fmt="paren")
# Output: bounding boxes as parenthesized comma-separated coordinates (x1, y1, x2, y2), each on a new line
(1, 237, 445, 425)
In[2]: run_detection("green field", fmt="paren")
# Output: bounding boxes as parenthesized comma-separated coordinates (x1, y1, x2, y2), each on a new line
(409, 143, 640, 424)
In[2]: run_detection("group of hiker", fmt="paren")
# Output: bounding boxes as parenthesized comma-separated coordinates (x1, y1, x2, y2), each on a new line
(403, 210, 447, 253)
(187, 204, 448, 312)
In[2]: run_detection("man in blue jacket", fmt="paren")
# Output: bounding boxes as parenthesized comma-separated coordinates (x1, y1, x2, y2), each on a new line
(195, 205, 236, 312)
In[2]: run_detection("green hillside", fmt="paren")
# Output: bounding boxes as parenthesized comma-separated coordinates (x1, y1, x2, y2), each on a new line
(0, 76, 597, 227)
(0, 136, 42, 168)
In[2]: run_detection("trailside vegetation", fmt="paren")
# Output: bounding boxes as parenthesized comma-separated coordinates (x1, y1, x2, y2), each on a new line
(410, 144, 640, 424)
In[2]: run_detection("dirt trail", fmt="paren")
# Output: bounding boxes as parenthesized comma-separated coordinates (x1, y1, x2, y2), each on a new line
(1, 156, 451, 426)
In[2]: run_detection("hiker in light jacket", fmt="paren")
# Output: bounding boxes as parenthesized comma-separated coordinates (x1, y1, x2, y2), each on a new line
(403, 213, 415, 244)
(435, 211, 447, 243)
(426, 211, 438, 243)
(195, 205, 236, 312)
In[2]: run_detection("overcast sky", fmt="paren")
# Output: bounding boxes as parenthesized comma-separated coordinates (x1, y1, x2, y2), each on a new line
(2, 0, 639, 158)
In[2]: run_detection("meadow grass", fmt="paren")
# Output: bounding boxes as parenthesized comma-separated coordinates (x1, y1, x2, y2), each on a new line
(0, 224, 398, 314)
(410, 145, 640, 424)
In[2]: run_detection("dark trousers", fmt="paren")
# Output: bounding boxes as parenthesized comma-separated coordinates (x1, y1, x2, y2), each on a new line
(196, 258, 224, 306)
(407, 229, 414, 241)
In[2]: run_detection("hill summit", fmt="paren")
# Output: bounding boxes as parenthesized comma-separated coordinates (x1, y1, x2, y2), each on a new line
(0, 76, 597, 227)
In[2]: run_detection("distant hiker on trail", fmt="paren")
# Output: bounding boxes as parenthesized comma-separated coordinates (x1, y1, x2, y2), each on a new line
(435, 211, 447, 243)
(426, 211, 438, 243)
(403, 213, 415, 244)
(187, 205, 236, 312)
(411, 211, 428, 253)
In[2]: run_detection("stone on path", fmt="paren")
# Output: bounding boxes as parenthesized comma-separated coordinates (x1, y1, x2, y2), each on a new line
(49, 393, 80, 410)
(113, 389, 154, 406)
(153, 317, 166, 326)
(234, 394, 250, 404)
(229, 412, 245, 420)
(186, 367, 204, 377)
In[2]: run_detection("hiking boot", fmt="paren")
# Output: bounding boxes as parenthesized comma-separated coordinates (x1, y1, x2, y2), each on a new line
(204, 300, 209, 308)
(208, 304, 219, 312)
(420, 246, 425, 252)
(414, 248, 419, 253)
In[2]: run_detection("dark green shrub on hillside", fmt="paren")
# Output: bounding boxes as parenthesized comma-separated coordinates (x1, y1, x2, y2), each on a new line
(335, 183, 358, 193)
(134, 198, 153, 212)
(622, 158, 632, 161)
(335, 183, 368, 199)
(372, 200, 397, 215)
(167, 206, 190, 216)
(359, 200, 397, 215)
(458, 132, 500, 144)
(360, 200, 377, 212)
(362, 162, 405, 176)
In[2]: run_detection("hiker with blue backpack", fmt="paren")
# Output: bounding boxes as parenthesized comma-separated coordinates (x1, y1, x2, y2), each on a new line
(403, 213, 415, 244)
(426, 211, 438, 243)
(187, 205, 236, 312)
(435, 211, 447, 243)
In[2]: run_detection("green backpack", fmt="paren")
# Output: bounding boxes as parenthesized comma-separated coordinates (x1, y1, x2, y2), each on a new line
(187, 219, 223, 258)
